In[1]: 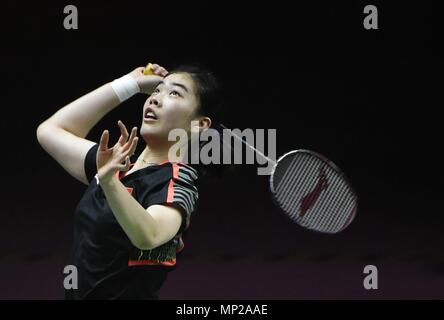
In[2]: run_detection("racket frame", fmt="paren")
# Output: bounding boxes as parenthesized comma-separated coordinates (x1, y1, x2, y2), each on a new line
(269, 149, 358, 233)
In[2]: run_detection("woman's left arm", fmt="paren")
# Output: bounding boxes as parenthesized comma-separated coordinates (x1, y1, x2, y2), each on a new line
(96, 120, 182, 250)
(100, 176, 182, 250)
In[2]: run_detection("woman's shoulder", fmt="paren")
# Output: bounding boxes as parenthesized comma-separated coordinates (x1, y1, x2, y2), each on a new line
(168, 162, 199, 181)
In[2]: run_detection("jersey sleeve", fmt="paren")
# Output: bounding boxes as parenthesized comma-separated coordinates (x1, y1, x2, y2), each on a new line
(140, 163, 199, 234)
(84, 144, 99, 183)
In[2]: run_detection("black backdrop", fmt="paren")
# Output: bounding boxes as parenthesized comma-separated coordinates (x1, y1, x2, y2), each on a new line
(1, 1, 443, 299)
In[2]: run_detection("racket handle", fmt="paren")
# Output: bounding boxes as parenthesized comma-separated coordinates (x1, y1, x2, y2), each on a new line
(143, 63, 154, 75)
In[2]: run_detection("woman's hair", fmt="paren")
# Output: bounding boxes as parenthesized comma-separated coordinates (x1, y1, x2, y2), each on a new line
(167, 64, 232, 178)
(167, 64, 223, 123)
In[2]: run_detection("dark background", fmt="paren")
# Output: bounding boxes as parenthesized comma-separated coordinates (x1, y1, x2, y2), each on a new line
(1, 0, 443, 299)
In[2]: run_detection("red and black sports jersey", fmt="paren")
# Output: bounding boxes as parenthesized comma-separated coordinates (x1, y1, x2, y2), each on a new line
(65, 144, 199, 300)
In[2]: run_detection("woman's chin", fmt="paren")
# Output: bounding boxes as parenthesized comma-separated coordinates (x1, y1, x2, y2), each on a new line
(140, 122, 159, 134)
(140, 126, 168, 145)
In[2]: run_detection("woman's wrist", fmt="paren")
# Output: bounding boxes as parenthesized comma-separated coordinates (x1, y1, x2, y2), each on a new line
(111, 74, 140, 102)
(95, 172, 117, 186)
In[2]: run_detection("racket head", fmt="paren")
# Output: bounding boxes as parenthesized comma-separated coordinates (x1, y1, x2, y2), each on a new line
(269, 150, 357, 234)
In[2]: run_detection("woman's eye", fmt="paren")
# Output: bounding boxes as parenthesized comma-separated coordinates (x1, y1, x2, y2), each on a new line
(153, 88, 160, 94)
(170, 90, 180, 97)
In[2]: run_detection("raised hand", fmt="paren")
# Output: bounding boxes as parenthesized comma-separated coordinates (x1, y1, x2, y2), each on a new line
(96, 120, 139, 183)
(128, 63, 168, 95)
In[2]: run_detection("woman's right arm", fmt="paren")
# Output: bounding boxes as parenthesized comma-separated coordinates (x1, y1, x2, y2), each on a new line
(36, 65, 166, 185)
(36, 82, 122, 185)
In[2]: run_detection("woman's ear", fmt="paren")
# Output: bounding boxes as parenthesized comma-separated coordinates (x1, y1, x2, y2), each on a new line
(193, 116, 212, 132)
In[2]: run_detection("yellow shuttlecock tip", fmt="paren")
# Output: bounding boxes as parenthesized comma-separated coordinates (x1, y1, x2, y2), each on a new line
(143, 63, 154, 75)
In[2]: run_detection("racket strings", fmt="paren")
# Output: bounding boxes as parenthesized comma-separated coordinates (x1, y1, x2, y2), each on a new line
(272, 152, 357, 233)
(313, 173, 353, 232)
(275, 154, 321, 225)
(276, 154, 323, 218)
(276, 154, 318, 214)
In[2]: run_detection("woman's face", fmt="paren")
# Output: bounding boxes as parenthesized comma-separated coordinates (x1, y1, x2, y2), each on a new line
(140, 72, 200, 146)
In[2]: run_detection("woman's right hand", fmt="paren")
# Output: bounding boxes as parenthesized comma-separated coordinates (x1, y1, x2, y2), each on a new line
(128, 63, 169, 95)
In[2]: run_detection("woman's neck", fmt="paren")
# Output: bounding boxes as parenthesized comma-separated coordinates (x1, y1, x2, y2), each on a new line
(137, 145, 171, 165)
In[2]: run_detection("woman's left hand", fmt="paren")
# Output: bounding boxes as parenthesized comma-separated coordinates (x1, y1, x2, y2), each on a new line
(96, 120, 139, 183)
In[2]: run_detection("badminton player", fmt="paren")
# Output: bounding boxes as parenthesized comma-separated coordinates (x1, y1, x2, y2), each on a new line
(36, 63, 221, 299)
